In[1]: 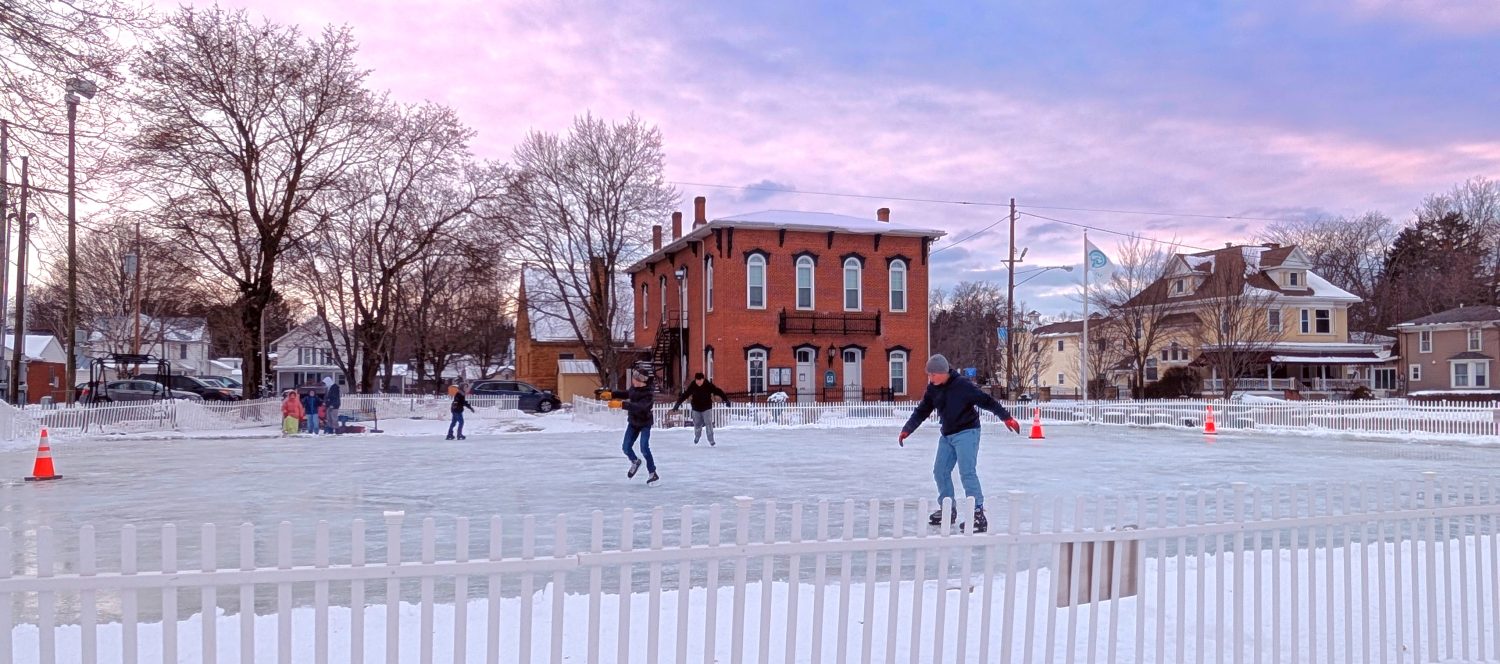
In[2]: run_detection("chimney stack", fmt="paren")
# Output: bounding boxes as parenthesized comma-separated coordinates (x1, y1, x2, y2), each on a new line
(672, 212, 683, 240)
(652, 224, 663, 251)
(694, 196, 707, 226)
(877, 207, 890, 222)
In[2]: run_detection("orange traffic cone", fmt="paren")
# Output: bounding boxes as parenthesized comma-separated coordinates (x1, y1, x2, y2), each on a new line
(25, 428, 61, 482)
(1204, 405, 1218, 436)
(1028, 407, 1046, 440)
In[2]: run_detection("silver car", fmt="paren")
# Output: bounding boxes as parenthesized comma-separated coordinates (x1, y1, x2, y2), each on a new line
(91, 379, 203, 403)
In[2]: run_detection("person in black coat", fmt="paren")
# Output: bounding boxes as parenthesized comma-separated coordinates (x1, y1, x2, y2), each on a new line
(672, 372, 730, 445)
(899, 354, 1021, 532)
(620, 371, 660, 483)
(447, 384, 476, 440)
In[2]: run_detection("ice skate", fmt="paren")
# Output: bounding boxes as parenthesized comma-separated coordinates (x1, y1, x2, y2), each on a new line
(445, 433, 455, 440)
(964, 507, 987, 534)
(647, 471, 660, 485)
(929, 508, 956, 527)
(627, 459, 642, 479)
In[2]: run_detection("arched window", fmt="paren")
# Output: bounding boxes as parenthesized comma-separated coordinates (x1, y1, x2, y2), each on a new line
(705, 347, 715, 381)
(705, 256, 714, 312)
(641, 283, 649, 329)
(843, 257, 862, 311)
(746, 255, 766, 309)
(659, 275, 668, 325)
(889, 350, 908, 396)
(796, 256, 815, 310)
(747, 349, 767, 393)
(889, 259, 907, 312)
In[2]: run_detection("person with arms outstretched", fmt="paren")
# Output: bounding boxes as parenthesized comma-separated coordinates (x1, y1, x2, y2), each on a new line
(621, 371, 660, 484)
(673, 372, 730, 446)
(898, 354, 1021, 533)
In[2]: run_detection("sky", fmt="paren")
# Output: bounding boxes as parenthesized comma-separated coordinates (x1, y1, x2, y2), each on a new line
(187, 0, 1500, 315)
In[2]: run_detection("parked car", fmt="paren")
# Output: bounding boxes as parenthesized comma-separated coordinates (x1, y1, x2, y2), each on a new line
(88, 379, 202, 403)
(198, 375, 244, 391)
(135, 373, 244, 401)
(470, 380, 562, 413)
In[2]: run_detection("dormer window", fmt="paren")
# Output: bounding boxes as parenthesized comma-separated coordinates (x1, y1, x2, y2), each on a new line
(1172, 279, 1186, 295)
(1286, 271, 1302, 288)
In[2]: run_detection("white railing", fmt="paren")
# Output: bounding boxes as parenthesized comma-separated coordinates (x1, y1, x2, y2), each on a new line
(5, 476, 1500, 662)
(1204, 378, 1297, 392)
(573, 396, 1500, 439)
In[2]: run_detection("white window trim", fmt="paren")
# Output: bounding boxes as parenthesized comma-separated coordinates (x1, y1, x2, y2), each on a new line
(1314, 309, 1332, 335)
(1410, 363, 1422, 382)
(705, 257, 714, 313)
(1300, 309, 1310, 334)
(1470, 328, 1483, 352)
(843, 257, 863, 312)
(641, 284, 649, 330)
(705, 348, 714, 381)
(746, 255, 767, 310)
(1451, 360, 1490, 389)
(1057, 373, 1066, 385)
(659, 276, 668, 324)
(1267, 308, 1281, 333)
(1419, 330, 1433, 353)
(889, 260, 908, 313)
(747, 349, 767, 393)
(795, 256, 815, 311)
(889, 351, 908, 396)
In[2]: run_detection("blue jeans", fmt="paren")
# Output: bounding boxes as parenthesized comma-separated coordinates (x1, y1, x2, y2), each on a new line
(622, 424, 655, 472)
(306, 413, 320, 435)
(933, 427, 983, 509)
(448, 411, 465, 437)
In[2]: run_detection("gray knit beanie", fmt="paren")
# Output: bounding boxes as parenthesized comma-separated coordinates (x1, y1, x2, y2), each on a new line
(925, 354, 951, 374)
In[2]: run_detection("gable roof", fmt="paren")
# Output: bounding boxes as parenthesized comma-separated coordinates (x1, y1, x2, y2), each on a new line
(1, 334, 65, 363)
(1128, 244, 1357, 308)
(522, 268, 635, 344)
(628, 208, 946, 273)
(1395, 305, 1500, 328)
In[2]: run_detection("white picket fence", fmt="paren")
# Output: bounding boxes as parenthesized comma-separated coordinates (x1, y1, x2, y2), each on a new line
(5, 476, 1500, 662)
(574, 396, 1500, 438)
(5, 395, 521, 439)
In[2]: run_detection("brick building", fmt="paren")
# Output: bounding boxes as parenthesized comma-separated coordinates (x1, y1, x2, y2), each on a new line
(627, 197, 944, 401)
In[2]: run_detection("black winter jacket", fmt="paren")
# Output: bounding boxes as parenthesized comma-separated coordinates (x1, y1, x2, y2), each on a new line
(673, 380, 730, 412)
(450, 393, 475, 414)
(901, 371, 1013, 436)
(621, 384, 656, 428)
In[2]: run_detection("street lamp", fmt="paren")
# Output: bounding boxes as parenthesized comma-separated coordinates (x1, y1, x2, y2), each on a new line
(1005, 264, 1074, 395)
(65, 76, 97, 405)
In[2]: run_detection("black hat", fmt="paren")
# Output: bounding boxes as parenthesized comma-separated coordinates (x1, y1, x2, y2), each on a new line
(694, 372, 706, 380)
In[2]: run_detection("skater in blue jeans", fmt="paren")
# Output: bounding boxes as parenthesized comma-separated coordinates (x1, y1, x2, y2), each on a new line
(620, 371, 660, 484)
(447, 385, 475, 440)
(898, 354, 1022, 533)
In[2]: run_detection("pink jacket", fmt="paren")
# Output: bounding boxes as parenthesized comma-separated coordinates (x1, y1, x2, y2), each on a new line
(282, 394, 305, 419)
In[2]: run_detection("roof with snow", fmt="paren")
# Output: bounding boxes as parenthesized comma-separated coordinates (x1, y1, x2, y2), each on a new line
(1, 334, 66, 363)
(1129, 244, 1358, 308)
(628, 208, 946, 273)
(522, 268, 635, 345)
(1394, 305, 1500, 328)
(88, 316, 208, 344)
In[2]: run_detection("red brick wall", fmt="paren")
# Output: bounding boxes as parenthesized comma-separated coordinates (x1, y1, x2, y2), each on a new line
(633, 226, 931, 399)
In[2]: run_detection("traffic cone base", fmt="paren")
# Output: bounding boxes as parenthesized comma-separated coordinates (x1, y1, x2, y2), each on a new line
(1029, 407, 1046, 440)
(25, 428, 61, 481)
(1204, 405, 1218, 436)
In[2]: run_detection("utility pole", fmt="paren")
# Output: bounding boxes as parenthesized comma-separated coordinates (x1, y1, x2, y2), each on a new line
(1005, 198, 1017, 398)
(0, 120, 9, 367)
(131, 217, 143, 354)
(63, 78, 95, 405)
(9, 157, 29, 405)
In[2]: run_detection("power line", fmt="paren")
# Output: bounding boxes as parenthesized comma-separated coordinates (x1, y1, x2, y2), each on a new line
(1017, 202, 1308, 223)
(930, 215, 1008, 255)
(1017, 210, 1214, 253)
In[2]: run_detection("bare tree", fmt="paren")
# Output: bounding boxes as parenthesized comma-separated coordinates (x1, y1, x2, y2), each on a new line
(501, 113, 677, 388)
(1191, 281, 1285, 399)
(930, 281, 1006, 382)
(1095, 236, 1179, 397)
(298, 101, 504, 389)
(1261, 213, 1395, 332)
(128, 6, 375, 394)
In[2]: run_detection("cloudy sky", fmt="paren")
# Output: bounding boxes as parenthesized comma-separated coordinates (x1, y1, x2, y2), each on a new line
(199, 0, 1500, 314)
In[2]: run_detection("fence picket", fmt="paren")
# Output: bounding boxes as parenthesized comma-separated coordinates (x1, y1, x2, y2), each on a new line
(200, 524, 218, 664)
(731, 497, 753, 664)
(160, 524, 178, 664)
(703, 504, 723, 663)
(420, 518, 436, 664)
(813, 500, 832, 664)
(861, 498, 880, 664)
(588, 511, 604, 664)
(37, 527, 54, 664)
(647, 508, 665, 664)
(351, 519, 367, 664)
(486, 516, 501, 664)
(384, 512, 404, 664)
(1, 527, 11, 664)
(278, 521, 293, 664)
(521, 515, 538, 664)
(907, 497, 929, 664)
(453, 518, 468, 664)
(676, 506, 693, 664)
(839, 499, 858, 664)
(758, 501, 776, 664)
(789, 502, 806, 664)
(884, 500, 903, 664)
(314, 521, 330, 664)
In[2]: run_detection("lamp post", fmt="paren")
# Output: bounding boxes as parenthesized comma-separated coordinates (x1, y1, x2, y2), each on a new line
(65, 76, 97, 405)
(1006, 264, 1073, 396)
(8, 156, 31, 404)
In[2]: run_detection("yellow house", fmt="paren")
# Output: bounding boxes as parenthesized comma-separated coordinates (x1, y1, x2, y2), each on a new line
(1121, 244, 1386, 396)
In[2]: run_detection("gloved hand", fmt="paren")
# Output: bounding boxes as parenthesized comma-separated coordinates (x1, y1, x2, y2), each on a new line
(898, 430, 910, 447)
(722, 401, 731, 408)
(1005, 418, 1022, 435)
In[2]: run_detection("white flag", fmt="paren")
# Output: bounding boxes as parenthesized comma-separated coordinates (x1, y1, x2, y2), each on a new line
(1085, 238, 1112, 277)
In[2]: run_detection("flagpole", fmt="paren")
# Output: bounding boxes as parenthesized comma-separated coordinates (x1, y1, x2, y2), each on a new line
(1082, 230, 1090, 417)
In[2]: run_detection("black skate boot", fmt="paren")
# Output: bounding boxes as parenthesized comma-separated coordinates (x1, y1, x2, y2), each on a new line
(647, 471, 660, 485)
(445, 433, 455, 440)
(969, 507, 988, 534)
(929, 508, 957, 527)
(457, 434, 466, 440)
(627, 459, 642, 479)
